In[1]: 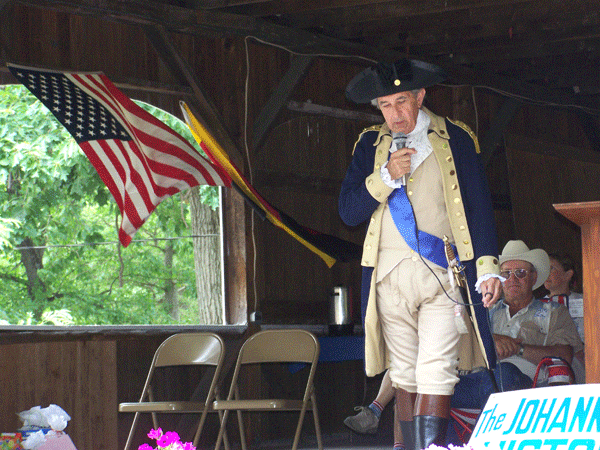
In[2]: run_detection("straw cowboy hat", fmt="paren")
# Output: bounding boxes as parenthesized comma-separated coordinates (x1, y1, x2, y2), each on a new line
(345, 58, 447, 104)
(499, 240, 550, 290)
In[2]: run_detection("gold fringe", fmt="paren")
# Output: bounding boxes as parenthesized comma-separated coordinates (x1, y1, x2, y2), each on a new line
(352, 124, 382, 154)
(448, 118, 481, 154)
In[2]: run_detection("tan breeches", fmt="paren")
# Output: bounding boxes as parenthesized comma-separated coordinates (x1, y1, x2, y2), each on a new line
(376, 259, 460, 395)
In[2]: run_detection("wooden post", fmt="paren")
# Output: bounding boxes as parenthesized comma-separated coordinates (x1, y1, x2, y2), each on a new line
(554, 201, 600, 383)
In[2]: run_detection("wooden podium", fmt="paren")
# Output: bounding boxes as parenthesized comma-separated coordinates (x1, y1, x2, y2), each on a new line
(554, 201, 600, 383)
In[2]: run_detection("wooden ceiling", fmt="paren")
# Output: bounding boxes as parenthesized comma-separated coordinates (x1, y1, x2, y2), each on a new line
(9, 0, 600, 114)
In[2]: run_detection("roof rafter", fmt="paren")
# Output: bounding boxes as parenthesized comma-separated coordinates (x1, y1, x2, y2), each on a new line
(13, 0, 600, 113)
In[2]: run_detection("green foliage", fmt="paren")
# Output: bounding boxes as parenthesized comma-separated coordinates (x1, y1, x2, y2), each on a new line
(0, 85, 220, 326)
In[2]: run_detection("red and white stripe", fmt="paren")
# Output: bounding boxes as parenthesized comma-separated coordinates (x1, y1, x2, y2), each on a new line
(66, 73, 230, 246)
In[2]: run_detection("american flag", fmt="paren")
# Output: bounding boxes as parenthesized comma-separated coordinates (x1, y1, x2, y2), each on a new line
(8, 64, 231, 247)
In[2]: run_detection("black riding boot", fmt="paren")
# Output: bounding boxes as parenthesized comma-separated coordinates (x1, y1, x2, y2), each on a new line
(413, 415, 449, 450)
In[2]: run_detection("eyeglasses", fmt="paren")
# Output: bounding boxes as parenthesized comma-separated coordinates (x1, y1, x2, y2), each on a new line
(500, 268, 533, 280)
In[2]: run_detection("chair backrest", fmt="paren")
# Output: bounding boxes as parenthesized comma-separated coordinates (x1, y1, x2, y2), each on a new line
(214, 329, 322, 450)
(153, 332, 224, 368)
(121, 332, 227, 450)
(238, 329, 319, 365)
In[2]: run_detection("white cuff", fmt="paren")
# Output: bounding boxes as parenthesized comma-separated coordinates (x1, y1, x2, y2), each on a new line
(380, 162, 404, 188)
(475, 273, 506, 293)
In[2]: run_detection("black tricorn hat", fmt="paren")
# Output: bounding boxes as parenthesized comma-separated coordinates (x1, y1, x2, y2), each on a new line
(345, 58, 447, 104)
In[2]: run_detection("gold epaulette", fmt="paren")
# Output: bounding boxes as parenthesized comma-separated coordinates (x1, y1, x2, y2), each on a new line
(352, 124, 382, 154)
(447, 118, 481, 154)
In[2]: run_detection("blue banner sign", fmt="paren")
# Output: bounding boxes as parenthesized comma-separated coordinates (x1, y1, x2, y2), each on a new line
(470, 384, 600, 450)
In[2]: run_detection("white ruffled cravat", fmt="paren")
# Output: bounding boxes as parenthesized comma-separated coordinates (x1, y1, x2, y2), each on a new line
(381, 110, 432, 187)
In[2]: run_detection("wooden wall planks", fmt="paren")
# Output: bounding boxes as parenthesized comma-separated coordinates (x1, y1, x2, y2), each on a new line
(0, 339, 117, 450)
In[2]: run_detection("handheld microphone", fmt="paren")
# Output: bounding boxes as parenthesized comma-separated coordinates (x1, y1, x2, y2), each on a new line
(392, 134, 407, 185)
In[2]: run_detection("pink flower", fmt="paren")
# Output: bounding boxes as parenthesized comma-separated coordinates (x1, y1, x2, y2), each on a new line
(157, 431, 180, 448)
(425, 445, 475, 450)
(142, 428, 194, 450)
(148, 428, 163, 440)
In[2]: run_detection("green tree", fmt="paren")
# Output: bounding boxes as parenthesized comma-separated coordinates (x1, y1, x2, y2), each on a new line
(0, 85, 221, 325)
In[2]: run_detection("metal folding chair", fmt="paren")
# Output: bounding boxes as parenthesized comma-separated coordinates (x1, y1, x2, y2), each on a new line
(119, 332, 227, 450)
(213, 329, 323, 450)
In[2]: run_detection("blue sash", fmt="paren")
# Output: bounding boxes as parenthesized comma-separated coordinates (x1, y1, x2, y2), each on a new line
(388, 186, 457, 268)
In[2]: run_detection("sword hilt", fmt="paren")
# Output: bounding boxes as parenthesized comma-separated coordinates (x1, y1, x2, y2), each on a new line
(443, 235, 468, 289)
(443, 235, 458, 267)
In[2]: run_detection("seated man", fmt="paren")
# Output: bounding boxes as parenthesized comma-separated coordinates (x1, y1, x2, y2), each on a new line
(452, 240, 584, 411)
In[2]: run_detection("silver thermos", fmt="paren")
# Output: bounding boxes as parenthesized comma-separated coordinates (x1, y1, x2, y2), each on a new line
(329, 286, 352, 335)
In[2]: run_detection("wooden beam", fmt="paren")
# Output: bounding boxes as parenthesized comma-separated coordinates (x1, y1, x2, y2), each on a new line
(410, 29, 600, 69)
(223, 0, 537, 20)
(142, 25, 248, 169)
(15, 0, 398, 62)
(293, 1, 599, 57)
(287, 100, 382, 123)
(0, 62, 195, 96)
(188, 0, 268, 8)
(142, 24, 248, 325)
(252, 55, 314, 152)
(13, 0, 600, 114)
(445, 64, 600, 117)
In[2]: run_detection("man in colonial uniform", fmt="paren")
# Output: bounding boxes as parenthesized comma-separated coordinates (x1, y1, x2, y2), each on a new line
(339, 59, 502, 449)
